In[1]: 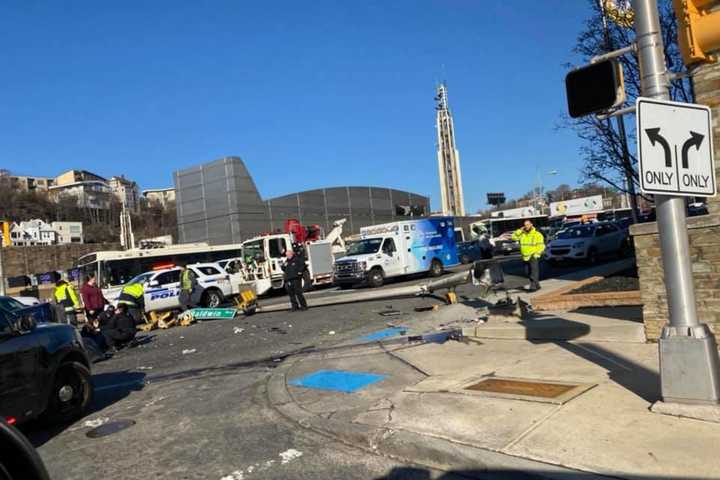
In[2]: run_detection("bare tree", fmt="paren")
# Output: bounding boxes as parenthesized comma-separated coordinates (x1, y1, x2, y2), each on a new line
(564, 0, 692, 201)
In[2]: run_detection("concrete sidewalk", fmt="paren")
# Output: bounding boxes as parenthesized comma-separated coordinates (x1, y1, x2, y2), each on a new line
(267, 304, 720, 479)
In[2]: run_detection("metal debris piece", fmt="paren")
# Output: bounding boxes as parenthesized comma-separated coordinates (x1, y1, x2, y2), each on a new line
(86, 419, 136, 438)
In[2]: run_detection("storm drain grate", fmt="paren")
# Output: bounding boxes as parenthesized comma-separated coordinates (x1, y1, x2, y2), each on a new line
(462, 377, 595, 404)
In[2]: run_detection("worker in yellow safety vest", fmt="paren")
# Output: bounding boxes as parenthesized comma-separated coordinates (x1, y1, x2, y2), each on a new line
(179, 264, 198, 312)
(53, 278, 81, 325)
(117, 282, 145, 325)
(512, 220, 545, 292)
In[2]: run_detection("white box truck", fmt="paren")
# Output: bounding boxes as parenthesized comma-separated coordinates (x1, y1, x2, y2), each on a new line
(333, 217, 459, 288)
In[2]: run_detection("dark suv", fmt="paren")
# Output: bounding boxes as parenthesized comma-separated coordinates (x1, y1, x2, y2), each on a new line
(0, 309, 93, 426)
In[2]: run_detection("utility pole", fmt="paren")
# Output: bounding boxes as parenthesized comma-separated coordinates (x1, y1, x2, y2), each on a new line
(633, 0, 720, 405)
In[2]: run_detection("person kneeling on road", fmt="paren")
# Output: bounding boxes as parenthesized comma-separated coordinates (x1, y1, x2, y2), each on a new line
(117, 281, 146, 325)
(101, 304, 137, 351)
(512, 219, 545, 292)
(282, 247, 308, 311)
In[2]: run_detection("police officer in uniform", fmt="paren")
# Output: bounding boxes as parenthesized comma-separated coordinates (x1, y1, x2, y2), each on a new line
(179, 264, 198, 312)
(282, 247, 308, 311)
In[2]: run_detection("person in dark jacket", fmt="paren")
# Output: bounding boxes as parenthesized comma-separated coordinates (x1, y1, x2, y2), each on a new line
(282, 248, 308, 311)
(80, 273, 107, 324)
(101, 304, 137, 350)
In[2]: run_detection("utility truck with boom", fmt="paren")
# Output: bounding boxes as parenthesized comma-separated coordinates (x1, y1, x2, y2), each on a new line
(232, 218, 347, 296)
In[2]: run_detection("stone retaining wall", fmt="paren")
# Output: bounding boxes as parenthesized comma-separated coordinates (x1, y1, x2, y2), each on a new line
(631, 214, 720, 342)
(0, 243, 121, 278)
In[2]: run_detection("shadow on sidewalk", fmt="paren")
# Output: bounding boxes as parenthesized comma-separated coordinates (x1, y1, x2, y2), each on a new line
(557, 341, 660, 403)
(375, 466, 704, 479)
(502, 312, 660, 403)
(569, 306, 643, 323)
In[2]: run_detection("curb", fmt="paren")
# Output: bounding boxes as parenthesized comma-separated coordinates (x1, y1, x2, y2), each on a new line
(266, 351, 614, 480)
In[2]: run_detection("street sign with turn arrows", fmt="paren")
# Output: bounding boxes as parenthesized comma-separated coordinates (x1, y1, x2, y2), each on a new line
(637, 97, 716, 197)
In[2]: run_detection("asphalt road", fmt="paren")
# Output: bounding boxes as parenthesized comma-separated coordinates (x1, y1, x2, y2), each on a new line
(21, 256, 612, 480)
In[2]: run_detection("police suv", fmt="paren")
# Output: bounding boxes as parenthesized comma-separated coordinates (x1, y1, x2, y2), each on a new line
(116, 263, 233, 312)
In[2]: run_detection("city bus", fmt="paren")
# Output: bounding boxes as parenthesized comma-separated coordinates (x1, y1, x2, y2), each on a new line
(75, 243, 243, 296)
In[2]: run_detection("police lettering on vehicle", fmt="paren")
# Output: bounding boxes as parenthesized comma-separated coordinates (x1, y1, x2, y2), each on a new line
(149, 289, 179, 301)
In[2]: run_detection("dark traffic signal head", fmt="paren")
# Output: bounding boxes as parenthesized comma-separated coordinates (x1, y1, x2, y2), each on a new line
(565, 59, 625, 118)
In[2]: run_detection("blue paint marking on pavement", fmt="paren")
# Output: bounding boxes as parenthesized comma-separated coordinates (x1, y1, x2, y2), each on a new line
(357, 327, 407, 342)
(289, 370, 387, 393)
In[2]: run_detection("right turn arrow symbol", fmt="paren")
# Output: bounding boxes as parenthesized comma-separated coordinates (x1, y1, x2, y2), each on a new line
(645, 128, 672, 167)
(681, 131, 704, 169)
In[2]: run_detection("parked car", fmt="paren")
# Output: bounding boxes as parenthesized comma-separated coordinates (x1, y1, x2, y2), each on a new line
(456, 239, 493, 264)
(11, 296, 40, 306)
(545, 222, 629, 264)
(493, 238, 520, 256)
(0, 296, 55, 324)
(113, 263, 234, 312)
(0, 308, 93, 425)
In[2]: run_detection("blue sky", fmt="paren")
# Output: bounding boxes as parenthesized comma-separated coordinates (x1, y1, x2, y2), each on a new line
(1, 0, 593, 213)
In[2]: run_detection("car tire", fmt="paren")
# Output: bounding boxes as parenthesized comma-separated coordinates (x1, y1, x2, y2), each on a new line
(44, 361, 93, 425)
(368, 268, 384, 288)
(0, 421, 50, 480)
(459, 254, 470, 265)
(429, 259, 444, 277)
(202, 289, 223, 308)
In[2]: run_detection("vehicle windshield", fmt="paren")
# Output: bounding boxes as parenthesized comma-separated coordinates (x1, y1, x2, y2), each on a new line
(556, 226, 595, 239)
(346, 238, 383, 256)
(0, 297, 27, 312)
(127, 272, 153, 285)
(242, 240, 264, 260)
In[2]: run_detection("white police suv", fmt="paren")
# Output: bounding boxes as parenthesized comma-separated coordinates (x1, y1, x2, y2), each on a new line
(119, 263, 234, 312)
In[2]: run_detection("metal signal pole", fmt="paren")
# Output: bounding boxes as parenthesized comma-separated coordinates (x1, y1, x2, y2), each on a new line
(632, 0, 720, 404)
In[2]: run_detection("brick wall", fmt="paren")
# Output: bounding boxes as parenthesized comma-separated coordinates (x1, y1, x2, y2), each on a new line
(0, 243, 121, 278)
(632, 58, 720, 343)
(693, 59, 720, 213)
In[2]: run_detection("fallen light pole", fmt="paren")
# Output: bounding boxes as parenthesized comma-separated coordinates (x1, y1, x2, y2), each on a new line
(256, 262, 501, 314)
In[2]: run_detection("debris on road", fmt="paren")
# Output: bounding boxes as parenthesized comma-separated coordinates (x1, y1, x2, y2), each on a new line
(414, 305, 440, 312)
(269, 327, 287, 335)
(233, 327, 245, 334)
(136, 366, 153, 370)
(328, 330, 336, 335)
(379, 310, 402, 316)
(83, 417, 109, 428)
(220, 449, 303, 479)
(182, 349, 197, 355)
(279, 449, 303, 464)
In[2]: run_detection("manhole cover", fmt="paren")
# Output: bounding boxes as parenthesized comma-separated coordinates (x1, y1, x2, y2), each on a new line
(86, 419, 136, 438)
(464, 377, 592, 403)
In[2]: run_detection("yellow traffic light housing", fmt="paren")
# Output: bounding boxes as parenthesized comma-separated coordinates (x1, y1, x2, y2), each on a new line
(673, 0, 720, 65)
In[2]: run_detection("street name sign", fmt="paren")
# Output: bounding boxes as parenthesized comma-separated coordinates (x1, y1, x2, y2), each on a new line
(190, 308, 237, 319)
(636, 97, 715, 197)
